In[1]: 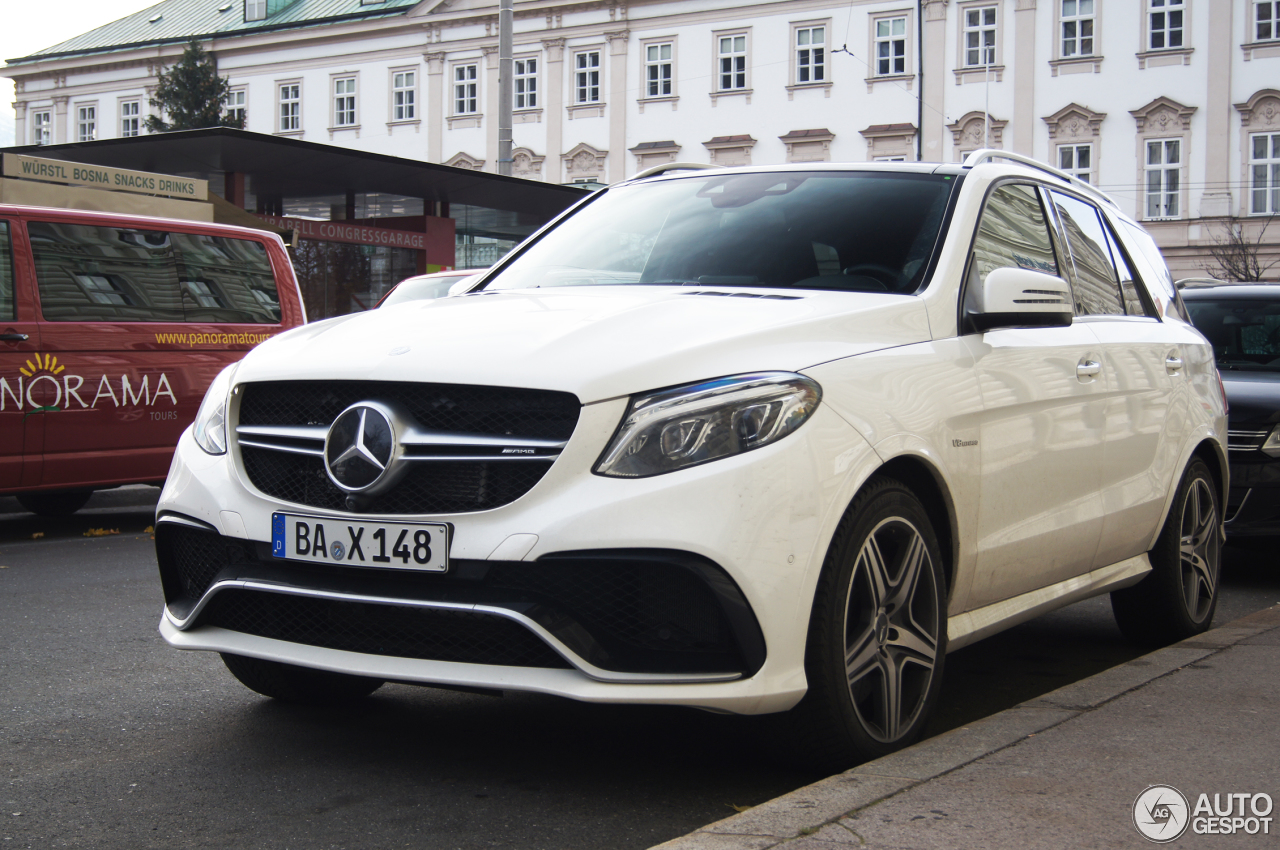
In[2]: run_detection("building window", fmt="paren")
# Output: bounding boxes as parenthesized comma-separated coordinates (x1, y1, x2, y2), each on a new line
(718, 34, 748, 90)
(644, 44, 672, 97)
(574, 51, 601, 104)
(225, 90, 246, 126)
(333, 77, 356, 127)
(964, 6, 998, 67)
(279, 83, 300, 132)
(1257, 1, 1278, 40)
(514, 59, 537, 108)
(245, 0, 266, 22)
(1250, 132, 1280, 215)
(795, 26, 825, 83)
(32, 111, 51, 146)
(120, 101, 141, 137)
(77, 105, 96, 142)
(1061, 0, 1095, 57)
(393, 71, 416, 119)
(1058, 144, 1093, 182)
(1149, 0, 1184, 50)
(1145, 139, 1181, 218)
(875, 16, 907, 75)
(454, 64, 478, 114)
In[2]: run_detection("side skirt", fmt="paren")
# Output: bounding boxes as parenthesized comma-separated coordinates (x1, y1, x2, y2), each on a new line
(947, 554, 1152, 652)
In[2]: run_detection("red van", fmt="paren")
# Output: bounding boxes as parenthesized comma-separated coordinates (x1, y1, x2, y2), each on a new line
(0, 204, 305, 515)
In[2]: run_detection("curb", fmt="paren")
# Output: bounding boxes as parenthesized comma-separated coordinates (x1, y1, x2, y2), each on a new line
(649, 604, 1280, 850)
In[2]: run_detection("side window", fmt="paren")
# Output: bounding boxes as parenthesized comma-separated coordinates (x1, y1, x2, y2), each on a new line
(1101, 223, 1155, 317)
(968, 183, 1060, 293)
(1050, 191, 1125, 316)
(29, 222, 184, 322)
(171, 233, 281, 324)
(0, 222, 13, 321)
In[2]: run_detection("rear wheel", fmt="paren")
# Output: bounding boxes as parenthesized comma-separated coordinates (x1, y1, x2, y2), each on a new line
(1111, 458, 1221, 645)
(221, 654, 384, 704)
(786, 476, 947, 771)
(17, 490, 93, 517)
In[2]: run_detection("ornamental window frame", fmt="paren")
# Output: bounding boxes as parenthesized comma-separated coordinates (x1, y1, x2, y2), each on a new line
(32, 110, 52, 146)
(452, 62, 479, 116)
(641, 39, 675, 100)
(1060, 0, 1097, 58)
(573, 49, 602, 104)
(961, 4, 998, 68)
(872, 13, 908, 77)
(1249, 131, 1280, 215)
(792, 22, 828, 86)
(1144, 137, 1182, 220)
(1146, 0, 1186, 51)
(225, 88, 246, 127)
(119, 98, 142, 137)
(513, 56, 538, 110)
(390, 68, 417, 122)
(75, 103, 97, 142)
(277, 80, 301, 134)
(713, 28, 751, 94)
(1256, 1, 1279, 41)
(331, 75, 357, 129)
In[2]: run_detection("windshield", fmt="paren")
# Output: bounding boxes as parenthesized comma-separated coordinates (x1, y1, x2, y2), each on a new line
(1185, 298, 1280, 372)
(482, 171, 956, 295)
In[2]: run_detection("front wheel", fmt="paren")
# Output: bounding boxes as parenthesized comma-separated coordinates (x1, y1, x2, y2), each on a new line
(1111, 458, 1222, 646)
(221, 654, 384, 704)
(786, 476, 947, 771)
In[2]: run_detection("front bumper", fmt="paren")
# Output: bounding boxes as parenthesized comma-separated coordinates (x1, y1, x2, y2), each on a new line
(156, 398, 876, 714)
(1225, 456, 1280, 536)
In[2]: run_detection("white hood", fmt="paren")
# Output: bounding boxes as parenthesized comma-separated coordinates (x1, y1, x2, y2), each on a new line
(238, 286, 932, 403)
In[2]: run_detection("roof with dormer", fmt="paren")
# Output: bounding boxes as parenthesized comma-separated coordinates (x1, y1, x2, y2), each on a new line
(6, 0, 422, 65)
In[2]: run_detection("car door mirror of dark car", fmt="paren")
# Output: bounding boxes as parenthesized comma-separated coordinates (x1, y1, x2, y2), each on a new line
(968, 267, 1075, 332)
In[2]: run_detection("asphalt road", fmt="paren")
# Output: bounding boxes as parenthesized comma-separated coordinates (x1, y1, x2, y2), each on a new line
(2, 487, 1277, 849)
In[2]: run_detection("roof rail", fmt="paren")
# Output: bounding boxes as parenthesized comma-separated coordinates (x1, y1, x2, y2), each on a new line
(629, 161, 723, 181)
(962, 148, 1119, 211)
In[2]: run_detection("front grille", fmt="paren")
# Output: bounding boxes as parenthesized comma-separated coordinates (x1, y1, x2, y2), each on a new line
(199, 589, 572, 669)
(241, 447, 552, 514)
(1228, 429, 1270, 452)
(235, 380, 580, 514)
(239, 381, 580, 440)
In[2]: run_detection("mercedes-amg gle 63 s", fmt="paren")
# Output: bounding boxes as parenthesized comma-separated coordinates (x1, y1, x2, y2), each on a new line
(156, 152, 1227, 768)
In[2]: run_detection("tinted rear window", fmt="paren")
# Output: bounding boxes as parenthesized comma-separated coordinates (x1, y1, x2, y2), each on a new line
(484, 171, 956, 295)
(29, 221, 280, 324)
(1184, 297, 1280, 372)
(0, 221, 12, 321)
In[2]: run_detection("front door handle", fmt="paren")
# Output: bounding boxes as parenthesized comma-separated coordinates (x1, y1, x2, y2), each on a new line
(1076, 359, 1102, 381)
(0, 333, 29, 342)
(1166, 354, 1184, 375)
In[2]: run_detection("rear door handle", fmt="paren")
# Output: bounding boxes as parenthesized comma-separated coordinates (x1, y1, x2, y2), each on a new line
(1076, 359, 1101, 381)
(1166, 354, 1184, 375)
(0, 333, 29, 342)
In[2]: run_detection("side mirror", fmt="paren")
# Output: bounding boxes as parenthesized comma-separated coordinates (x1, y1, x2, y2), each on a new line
(970, 267, 1074, 332)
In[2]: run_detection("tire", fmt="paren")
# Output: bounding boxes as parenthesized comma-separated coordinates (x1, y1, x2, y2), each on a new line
(17, 490, 93, 517)
(786, 476, 948, 771)
(1111, 458, 1222, 646)
(221, 653, 384, 704)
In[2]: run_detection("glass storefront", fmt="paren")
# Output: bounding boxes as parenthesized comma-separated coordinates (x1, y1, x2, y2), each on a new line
(290, 240, 420, 317)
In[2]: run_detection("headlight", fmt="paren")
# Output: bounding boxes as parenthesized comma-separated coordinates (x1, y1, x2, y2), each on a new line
(192, 363, 238, 455)
(594, 372, 822, 478)
(1263, 425, 1280, 458)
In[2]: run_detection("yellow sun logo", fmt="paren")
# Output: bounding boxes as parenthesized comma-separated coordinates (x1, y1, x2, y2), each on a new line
(19, 353, 65, 378)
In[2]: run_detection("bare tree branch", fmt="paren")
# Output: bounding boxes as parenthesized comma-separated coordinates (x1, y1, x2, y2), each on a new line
(1201, 215, 1279, 282)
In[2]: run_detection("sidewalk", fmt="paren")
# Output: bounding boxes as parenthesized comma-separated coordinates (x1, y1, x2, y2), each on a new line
(654, 604, 1280, 849)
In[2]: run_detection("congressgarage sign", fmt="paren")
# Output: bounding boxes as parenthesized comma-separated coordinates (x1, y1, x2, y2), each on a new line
(254, 214, 428, 250)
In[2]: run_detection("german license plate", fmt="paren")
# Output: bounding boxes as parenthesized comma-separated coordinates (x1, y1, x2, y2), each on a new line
(271, 512, 449, 573)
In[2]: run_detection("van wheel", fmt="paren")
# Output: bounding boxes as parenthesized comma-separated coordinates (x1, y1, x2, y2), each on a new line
(17, 490, 93, 517)
(221, 654, 384, 704)
(1111, 458, 1221, 646)
(786, 476, 947, 771)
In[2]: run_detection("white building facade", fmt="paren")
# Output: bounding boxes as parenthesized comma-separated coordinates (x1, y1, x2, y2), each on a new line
(5, 0, 1280, 277)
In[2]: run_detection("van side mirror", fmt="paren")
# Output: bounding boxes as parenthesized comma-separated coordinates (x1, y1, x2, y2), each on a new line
(969, 267, 1074, 332)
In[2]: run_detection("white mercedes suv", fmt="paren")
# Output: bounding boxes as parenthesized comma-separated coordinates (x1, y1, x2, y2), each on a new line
(156, 152, 1227, 766)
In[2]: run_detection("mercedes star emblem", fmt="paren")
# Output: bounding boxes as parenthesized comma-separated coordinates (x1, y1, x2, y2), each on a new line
(325, 404, 396, 492)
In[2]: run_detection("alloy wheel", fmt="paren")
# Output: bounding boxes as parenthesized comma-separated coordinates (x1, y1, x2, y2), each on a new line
(1179, 476, 1219, 624)
(842, 517, 941, 743)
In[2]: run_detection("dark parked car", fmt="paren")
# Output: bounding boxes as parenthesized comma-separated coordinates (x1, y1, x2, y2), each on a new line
(1182, 282, 1280, 536)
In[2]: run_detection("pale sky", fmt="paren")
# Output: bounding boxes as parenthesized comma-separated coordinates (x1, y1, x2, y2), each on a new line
(1, 0, 161, 145)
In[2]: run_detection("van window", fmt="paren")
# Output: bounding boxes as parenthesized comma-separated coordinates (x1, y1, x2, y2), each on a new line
(0, 222, 13, 321)
(28, 221, 280, 324)
(172, 232, 280, 323)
